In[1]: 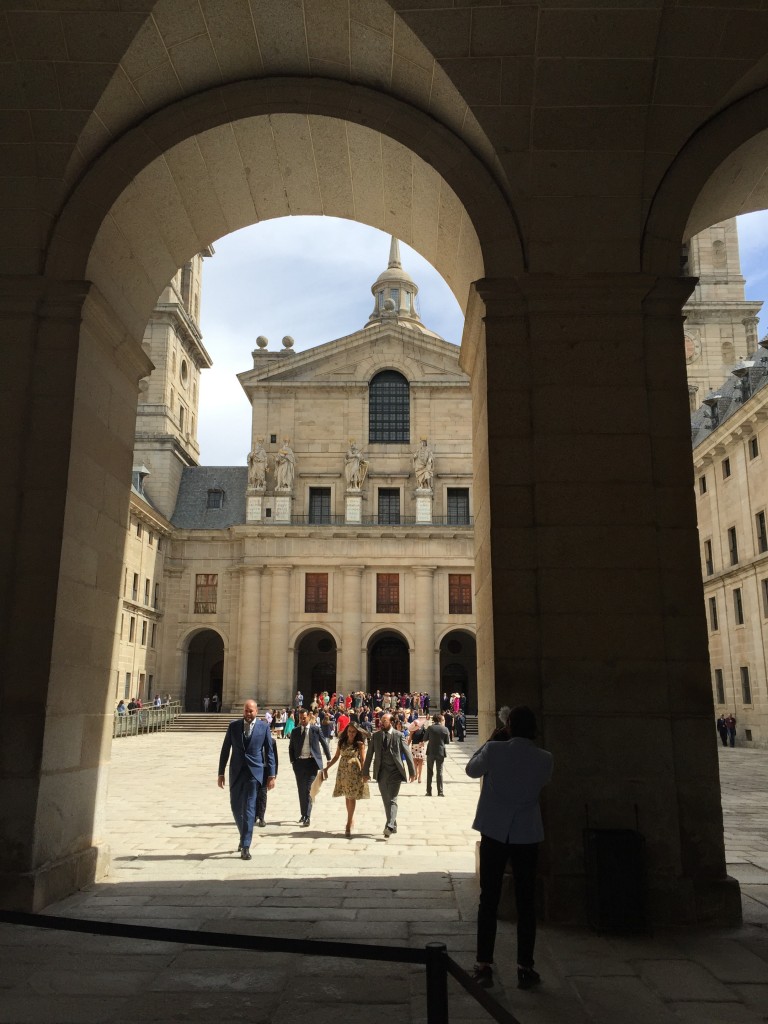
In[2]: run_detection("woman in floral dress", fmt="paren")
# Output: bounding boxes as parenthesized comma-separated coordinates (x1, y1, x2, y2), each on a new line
(324, 721, 369, 836)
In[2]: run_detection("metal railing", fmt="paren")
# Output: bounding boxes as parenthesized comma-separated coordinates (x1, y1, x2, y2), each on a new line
(261, 515, 473, 528)
(0, 911, 522, 1024)
(112, 700, 182, 738)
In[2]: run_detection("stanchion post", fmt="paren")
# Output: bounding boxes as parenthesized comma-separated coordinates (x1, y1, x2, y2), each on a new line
(425, 941, 449, 1024)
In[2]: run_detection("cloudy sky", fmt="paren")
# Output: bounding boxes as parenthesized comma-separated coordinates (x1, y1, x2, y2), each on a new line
(197, 211, 768, 466)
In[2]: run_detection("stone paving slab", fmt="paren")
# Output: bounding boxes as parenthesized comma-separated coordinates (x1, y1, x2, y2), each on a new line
(2, 738, 768, 1022)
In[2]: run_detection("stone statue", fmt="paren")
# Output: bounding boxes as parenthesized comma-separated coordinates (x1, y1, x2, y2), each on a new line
(412, 438, 434, 490)
(247, 439, 267, 490)
(275, 439, 295, 492)
(344, 440, 369, 491)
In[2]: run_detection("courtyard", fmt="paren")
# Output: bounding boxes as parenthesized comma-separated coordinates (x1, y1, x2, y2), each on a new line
(0, 730, 767, 1022)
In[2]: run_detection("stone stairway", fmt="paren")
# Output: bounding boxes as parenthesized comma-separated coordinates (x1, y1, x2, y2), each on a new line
(167, 713, 229, 733)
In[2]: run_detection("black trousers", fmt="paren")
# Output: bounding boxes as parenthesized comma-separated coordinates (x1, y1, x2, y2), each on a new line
(293, 758, 318, 819)
(477, 835, 539, 968)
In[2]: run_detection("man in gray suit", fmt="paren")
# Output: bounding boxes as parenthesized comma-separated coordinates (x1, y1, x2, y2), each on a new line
(362, 713, 415, 837)
(424, 713, 450, 796)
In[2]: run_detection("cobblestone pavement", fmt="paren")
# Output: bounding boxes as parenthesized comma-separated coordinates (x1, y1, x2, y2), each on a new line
(1, 732, 767, 1023)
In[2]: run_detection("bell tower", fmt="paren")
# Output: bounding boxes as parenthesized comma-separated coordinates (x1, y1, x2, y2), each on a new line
(133, 248, 213, 518)
(683, 219, 762, 411)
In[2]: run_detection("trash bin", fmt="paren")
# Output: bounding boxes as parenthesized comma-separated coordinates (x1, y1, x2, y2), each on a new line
(584, 827, 646, 933)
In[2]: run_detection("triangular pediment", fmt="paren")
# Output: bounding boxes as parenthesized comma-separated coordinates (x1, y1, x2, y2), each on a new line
(237, 323, 468, 392)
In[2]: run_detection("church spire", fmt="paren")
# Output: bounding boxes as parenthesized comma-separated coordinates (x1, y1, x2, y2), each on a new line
(366, 235, 438, 336)
(388, 235, 402, 270)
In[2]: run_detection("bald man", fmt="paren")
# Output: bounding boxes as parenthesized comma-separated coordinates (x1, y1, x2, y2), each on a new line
(218, 700, 276, 859)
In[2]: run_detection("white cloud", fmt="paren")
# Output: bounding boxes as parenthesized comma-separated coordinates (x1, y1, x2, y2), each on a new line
(197, 217, 463, 465)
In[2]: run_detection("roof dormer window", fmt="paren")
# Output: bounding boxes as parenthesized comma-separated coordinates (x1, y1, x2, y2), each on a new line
(207, 489, 224, 509)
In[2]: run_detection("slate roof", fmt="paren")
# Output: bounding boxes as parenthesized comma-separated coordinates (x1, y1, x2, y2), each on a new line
(171, 466, 247, 529)
(691, 345, 768, 449)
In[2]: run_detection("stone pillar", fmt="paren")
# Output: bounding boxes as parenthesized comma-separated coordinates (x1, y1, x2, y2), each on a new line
(341, 566, 365, 689)
(413, 567, 437, 694)
(266, 565, 293, 706)
(237, 565, 263, 707)
(0, 279, 152, 911)
(462, 273, 739, 927)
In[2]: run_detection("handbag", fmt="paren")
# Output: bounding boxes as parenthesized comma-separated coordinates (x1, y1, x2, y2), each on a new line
(310, 769, 325, 799)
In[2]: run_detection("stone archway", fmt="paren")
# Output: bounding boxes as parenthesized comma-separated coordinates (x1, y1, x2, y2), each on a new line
(368, 632, 410, 695)
(184, 630, 225, 712)
(439, 630, 477, 715)
(295, 630, 338, 701)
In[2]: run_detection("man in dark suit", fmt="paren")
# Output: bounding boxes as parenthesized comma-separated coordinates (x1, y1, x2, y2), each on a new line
(362, 713, 416, 837)
(288, 708, 331, 827)
(424, 713, 450, 796)
(218, 699, 276, 860)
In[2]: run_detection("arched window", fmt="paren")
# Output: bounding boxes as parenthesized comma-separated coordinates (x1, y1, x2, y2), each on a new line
(369, 370, 409, 443)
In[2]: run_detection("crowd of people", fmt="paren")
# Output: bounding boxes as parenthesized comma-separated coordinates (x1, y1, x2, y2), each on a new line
(218, 693, 554, 995)
(116, 694, 172, 715)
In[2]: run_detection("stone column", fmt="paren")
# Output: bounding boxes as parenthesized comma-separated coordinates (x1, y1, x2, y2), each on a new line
(266, 565, 293, 706)
(413, 567, 437, 695)
(237, 565, 263, 708)
(462, 273, 739, 927)
(341, 566, 365, 690)
(0, 279, 152, 911)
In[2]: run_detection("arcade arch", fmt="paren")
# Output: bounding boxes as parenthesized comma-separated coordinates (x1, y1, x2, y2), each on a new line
(295, 629, 339, 700)
(439, 630, 477, 716)
(183, 629, 225, 712)
(367, 631, 411, 695)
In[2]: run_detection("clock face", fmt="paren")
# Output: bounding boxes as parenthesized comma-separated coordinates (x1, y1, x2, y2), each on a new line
(684, 334, 700, 363)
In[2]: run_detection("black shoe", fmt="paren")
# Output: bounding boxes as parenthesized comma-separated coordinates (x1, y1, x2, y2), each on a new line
(517, 967, 541, 990)
(299, 816, 307, 825)
(438, 792, 445, 797)
(240, 848, 251, 861)
(472, 965, 493, 989)
(256, 818, 266, 828)
(426, 792, 432, 797)
(301, 818, 310, 828)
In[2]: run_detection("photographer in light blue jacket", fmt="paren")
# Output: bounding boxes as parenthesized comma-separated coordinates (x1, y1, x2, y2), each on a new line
(466, 705, 553, 992)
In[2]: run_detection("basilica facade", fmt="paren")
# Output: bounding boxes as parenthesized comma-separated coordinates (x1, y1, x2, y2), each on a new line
(113, 240, 477, 713)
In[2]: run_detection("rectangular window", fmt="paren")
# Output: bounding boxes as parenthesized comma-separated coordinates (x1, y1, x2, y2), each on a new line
(733, 588, 744, 625)
(741, 666, 752, 704)
(449, 573, 472, 614)
(376, 573, 400, 613)
(749, 436, 759, 459)
(708, 596, 718, 632)
(447, 488, 470, 525)
(141, 620, 147, 645)
(144, 578, 150, 605)
(714, 668, 725, 706)
(194, 573, 218, 613)
(308, 487, 332, 524)
(756, 511, 768, 554)
(129, 616, 136, 642)
(698, 475, 707, 495)
(722, 457, 731, 479)
(703, 539, 714, 576)
(148, 674, 154, 694)
(728, 527, 738, 565)
(138, 672, 145, 698)
(132, 572, 138, 601)
(124, 672, 131, 698)
(148, 531, 154, 546)
(377, 488, 400, 525)
(207, 489, 223, 509)
(305, 572, 329, 613)
(762, 578, 768, 617)
(136, 521, 143, 537)
(151, 622, 157, 648)
(154, 582, 160, 608)
(157, 536, 163, 552)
